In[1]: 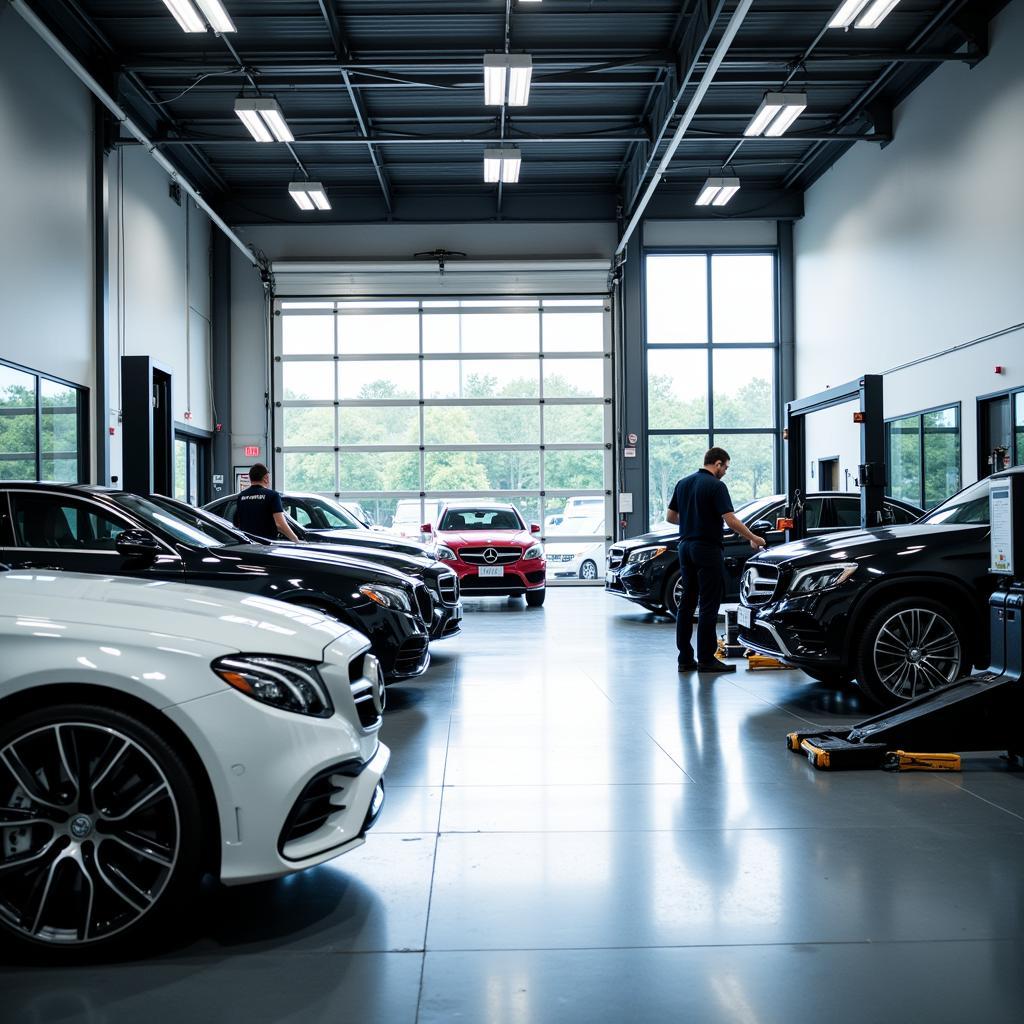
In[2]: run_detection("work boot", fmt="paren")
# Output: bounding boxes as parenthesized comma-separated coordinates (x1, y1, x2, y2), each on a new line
(697, 661, 736, 674)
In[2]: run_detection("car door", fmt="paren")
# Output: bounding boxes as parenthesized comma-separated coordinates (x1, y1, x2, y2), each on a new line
(2, 490, 184, 577)
(282, 498, 318, 529)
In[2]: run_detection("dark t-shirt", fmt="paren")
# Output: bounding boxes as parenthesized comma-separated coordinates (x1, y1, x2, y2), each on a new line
(668, 468, 734, 546)
(234, 485, 285, 540)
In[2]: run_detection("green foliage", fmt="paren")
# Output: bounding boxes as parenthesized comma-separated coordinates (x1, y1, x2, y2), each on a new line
(1, 378, 79, 482)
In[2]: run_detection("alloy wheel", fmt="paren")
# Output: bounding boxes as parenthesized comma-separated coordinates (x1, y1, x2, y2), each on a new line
(872, 608, 962, 700)
(0, 722, 180, 946)
(670, 576, 684, 616)
(579, 560, 597, 581)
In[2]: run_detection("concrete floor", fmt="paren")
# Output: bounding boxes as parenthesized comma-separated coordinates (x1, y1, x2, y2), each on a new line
(5, 588, 1024, 1023)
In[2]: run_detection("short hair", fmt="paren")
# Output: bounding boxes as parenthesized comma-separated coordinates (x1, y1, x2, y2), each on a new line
(704, 447, 730, 466)
(249, 462, 269, 482)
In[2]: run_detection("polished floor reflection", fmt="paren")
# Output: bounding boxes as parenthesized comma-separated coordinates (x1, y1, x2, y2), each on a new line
(4, 589, 1024, 1023)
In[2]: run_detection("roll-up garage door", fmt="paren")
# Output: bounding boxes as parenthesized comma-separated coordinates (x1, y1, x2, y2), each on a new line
(271, 261, 614, 585)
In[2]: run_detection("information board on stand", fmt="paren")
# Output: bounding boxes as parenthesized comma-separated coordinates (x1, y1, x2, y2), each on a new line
(990, 476, 1016, 575)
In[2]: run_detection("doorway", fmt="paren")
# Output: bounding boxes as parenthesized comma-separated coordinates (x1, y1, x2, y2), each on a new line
(817, 457, 839, 491)
(978, 394, 1012, 477)
(174, 432, 209, 506)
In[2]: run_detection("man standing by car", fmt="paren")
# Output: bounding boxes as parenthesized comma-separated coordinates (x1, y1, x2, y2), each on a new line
(667, 447, 765, 673)
(234, 463, 299, 542)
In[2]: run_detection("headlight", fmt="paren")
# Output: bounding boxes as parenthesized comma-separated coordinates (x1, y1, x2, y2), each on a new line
(627, 545, 667, 565)
(789, 563, 858, 595)
(436, 544, 457, 561)
(359, 583, 413, 612)
(523, 543, 544, 560)
(212, 655, 333, 718)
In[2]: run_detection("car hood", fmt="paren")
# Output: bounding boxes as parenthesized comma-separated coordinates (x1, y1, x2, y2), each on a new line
(748, 522, 990, 568)
(0, 570, 352, 660)
(267, 540, 438, 576)
(308, 528, 431, 558)
(221, 542, 418, 587)
(439, 531, 533, 547)
(614, 528, 677, 550)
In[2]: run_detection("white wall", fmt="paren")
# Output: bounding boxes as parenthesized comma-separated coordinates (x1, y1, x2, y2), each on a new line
(795, 0, 1024, 487)
(0, 9, 93, 390)
(643, 220, 778, 247)
(229, 245, 270, 474)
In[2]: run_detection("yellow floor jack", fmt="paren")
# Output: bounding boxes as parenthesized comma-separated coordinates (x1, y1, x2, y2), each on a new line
(787, 470, 1024, 773)
(717, 609, 790, 669)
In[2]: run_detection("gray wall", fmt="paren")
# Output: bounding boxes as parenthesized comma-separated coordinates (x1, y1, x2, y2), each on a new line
(795, 0, 1024, 489)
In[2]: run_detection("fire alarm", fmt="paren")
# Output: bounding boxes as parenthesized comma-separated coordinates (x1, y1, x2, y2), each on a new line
(995, 365, 1005, 374)
(853, 411, 866, 423)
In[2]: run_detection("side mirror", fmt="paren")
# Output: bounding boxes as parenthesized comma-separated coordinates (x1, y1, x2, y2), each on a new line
(420, 523, 433, 534)
(116, 529, 161, 560)
(751, 520, 774, 537)
(530, 523, 541, 534)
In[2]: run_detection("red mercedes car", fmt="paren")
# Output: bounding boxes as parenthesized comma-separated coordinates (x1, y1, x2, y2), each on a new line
(424, 502, 547, 606)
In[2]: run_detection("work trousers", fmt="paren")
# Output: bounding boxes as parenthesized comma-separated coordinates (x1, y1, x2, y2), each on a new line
(675, 540, 726, 664)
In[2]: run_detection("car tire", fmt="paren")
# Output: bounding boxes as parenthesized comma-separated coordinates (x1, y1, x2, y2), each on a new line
(854, 597, 968, 707)
(663, 570, 682, 620)
(525, 588, 546, 607)
(578, 560, 598, 581)
(0, 702, 204, 955)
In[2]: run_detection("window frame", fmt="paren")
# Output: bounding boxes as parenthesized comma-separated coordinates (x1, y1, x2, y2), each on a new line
(884, 401, 961, 510)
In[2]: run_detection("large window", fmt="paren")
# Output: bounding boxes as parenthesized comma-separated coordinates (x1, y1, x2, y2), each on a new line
(885, 404, 960, 510)
(274, 298, 612, 563)
(0, 361, 86, 483)
(645, 253, 777, 524)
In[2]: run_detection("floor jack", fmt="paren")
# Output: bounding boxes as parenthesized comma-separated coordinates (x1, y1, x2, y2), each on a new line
(717, 610, 791, 669)
(787, 469, 1024, 771)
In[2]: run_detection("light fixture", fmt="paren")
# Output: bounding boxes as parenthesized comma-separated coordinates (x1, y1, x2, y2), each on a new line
(743, 92, 807, 137)
(234, 98, 294, 142)
(829, 0, 901, 28)
(289, 182, 331, 211)
(695, 177, 740, 207)
(161, 0, 236, 33)
(482, 54, 533, 107)
(483, 148, 522, 184)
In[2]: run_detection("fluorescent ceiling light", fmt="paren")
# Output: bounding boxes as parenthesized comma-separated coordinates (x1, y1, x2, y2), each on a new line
(289, 182, 331, 211)
(161, 0, 206, 32)
(743, 92, 807, 137)
(828, 1, 872, 28)
(695, 177, 740, 207)
(195, 0, 236, 33)
(483, 148, 522, 184)
(483, 54, 533, 106)
(234, 98, 294, 143)
(855, 0, 902, 29)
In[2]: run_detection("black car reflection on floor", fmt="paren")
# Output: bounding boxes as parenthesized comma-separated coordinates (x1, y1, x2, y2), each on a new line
(606, 491, 924, 618)
(0, 483, 431, 681)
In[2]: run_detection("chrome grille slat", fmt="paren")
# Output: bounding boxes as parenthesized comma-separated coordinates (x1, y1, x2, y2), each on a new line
(438, 571, 459, 605)
(460, 546, 522, 566)
(607, 547, 624, 570)
(740, 565, 780, 606)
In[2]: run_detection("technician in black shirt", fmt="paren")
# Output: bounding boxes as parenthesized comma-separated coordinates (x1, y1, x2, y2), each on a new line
(233, 463, 299, 542)
(667, 447, 765, 673)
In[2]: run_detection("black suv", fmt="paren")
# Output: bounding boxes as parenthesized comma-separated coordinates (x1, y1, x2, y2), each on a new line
(606, 492, 923, 617)
(0, 484, 432, 681)
(736, 472, 1007, 707)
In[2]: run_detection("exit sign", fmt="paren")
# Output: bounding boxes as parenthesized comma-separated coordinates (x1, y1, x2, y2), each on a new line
(244, 445, 261, 457)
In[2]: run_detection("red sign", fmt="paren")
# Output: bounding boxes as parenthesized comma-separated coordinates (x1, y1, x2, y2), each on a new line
(244, 445, 261, 458)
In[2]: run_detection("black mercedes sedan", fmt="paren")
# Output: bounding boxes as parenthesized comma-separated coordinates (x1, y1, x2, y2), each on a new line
(0, 483, 431, 681)
(179, 498, 462, 641)
(736, 472, 1008, 708)
(606, 492, 923, 618)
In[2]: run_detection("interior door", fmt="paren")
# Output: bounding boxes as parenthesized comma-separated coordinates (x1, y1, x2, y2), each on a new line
(979, 395, 1012, 478)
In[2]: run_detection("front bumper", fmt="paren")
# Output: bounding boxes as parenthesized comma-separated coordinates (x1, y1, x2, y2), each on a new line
(453, 558, 546, 596)
(430, 599, 463, 640)
(605, 558, 668, 608)
(163, 687, 390, 886)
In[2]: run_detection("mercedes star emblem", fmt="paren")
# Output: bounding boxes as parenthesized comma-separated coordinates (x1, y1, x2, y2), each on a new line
(483, 548, 499, 564)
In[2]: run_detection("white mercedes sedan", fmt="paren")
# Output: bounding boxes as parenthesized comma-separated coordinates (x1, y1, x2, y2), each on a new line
(0, 569, 389, 953)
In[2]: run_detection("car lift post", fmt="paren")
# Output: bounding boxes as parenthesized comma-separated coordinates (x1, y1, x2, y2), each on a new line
(784, 374, 885, 542)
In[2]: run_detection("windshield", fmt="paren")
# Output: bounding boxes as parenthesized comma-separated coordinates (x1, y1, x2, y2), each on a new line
(735, 495, 780, 525)
(121, 494, 248, 548)
(918, 477, 992, 525)
(441, 508, 523, 531)
(309, 497, 361, 530)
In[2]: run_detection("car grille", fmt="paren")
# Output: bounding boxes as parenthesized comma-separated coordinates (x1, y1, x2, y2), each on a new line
(413, 583, 433, 625)
(438, 571, 459, 605)
(460, 545, 523, 565)
(394, 635, 429, 675)
(279, 762, 356, 847)
(348, 652, 384, 730)
(607, 547, 625, 570)
(740, 564, 780, 606)
(461, 576, 524, 592)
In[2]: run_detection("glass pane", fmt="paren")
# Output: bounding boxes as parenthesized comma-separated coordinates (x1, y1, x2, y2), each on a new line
(544, 404, 603, 444)
(424, 359, 539, 399)
(424, 405, 539, 445)
(711, 254, 775, 343)
(923, 407, 960, 509)
(10, 495, 127, 550)
(423, 314, 461, 354)
(648, 434, 708, 527)
(544, 495, 606, 537)
(40, 379, 79, 483)
(350, 496, 400, 531)
(340, 452, 419, 491)
(174, 439, 187, 502)
(712, 433, 775, 506)
(542, 312, 604, 352)
(283, 406, 334, 446)
(283, 452, 334, 492)
(338, 313, 418, 355)
(281, 314, 333, 355)
(647, 349, 708, 429)
(1017, 394, 1024, 466)
(340, 406, 418, 445)
(645, 255, 707, 344)
(338, 361, 419, 401)
(510, 497, 542, 529)
(544, 359, 604, 398)
(545, 449, 604, 491)
(0, 365, 37, 480)
(188, 444, 198, 505)
(712, 349, 774, 428)
(283, 362, 334, 401)
(888, 416, 921, 507)
(460, 312, 539, 353)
